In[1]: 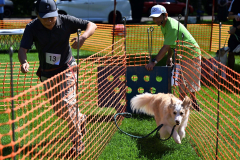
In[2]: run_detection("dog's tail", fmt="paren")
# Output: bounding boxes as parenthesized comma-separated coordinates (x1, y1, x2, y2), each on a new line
(130, 92, 155, 115)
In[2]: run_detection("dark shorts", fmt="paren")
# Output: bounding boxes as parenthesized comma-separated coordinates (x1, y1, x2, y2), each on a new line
(228, 34, 240, 52)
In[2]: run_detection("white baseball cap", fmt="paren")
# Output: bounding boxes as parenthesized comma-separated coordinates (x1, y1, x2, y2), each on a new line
(149, 5, 167, 18)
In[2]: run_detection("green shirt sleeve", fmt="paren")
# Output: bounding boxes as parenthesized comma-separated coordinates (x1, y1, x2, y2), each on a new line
(163, 22, 178, 47)
(161, 17, 201, 59)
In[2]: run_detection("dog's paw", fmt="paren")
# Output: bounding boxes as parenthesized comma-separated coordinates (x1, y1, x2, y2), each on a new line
(179, 130, 186, 140)
(175, 139, 181, 144)
(173, 135, 181, 144)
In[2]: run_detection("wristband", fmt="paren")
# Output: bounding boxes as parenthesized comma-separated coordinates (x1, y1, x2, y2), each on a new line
(151, 58, 158, 64)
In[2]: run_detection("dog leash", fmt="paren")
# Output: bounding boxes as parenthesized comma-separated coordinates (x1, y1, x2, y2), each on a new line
(114, 112, 176, 141)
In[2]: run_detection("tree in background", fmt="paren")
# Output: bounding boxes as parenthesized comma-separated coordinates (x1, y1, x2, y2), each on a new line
(11, 0, 35, 17)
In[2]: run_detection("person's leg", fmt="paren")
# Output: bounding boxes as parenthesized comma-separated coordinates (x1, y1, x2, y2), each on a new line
(41, 76, 65, 119)
(228, 34, 238, 70)
(61, 62, 86, 154)
(179, 88, 187, 101)
(189, 57, 201, 111)
(179, 88, 199, 111)
(228, 52, 235, 70)
(189, 91, 200, 111)
(180, 57, 201, 111)
(190, 92, 196, 101)
(178, 59, 188, 101)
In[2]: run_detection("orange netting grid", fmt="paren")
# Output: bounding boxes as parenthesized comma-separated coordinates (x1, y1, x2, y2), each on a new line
(173, 40, 240, 160)
(0, 20, 232, 53)
(0, 38, 126, 159)
(0, 20, 239, 160)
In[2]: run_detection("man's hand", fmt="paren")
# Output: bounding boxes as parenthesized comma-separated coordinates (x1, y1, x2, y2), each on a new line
(145, 62, 156, 71)
(71, 36, 86, 49)
(21, 62, 29, 73)
(166, 57, 173, 66)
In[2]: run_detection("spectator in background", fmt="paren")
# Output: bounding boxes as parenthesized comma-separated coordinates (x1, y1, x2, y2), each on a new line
(18, 0, 97, 157)
(227, 0, 240, 70)
(0, 0, 4, 21)
(0, 0, 4, 20)
(0, 0, 4, 29)
(218, 0, 229, 22)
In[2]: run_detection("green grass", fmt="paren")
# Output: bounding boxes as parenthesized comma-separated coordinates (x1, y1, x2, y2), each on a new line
(99, 114, 201, 160)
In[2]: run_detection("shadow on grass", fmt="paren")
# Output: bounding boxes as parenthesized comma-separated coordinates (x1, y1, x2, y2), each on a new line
(136, 136, 174, 159)
(117, 113, 175, 158)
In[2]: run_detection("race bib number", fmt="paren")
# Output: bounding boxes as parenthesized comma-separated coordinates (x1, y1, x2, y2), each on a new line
(46, 53, 61, 65)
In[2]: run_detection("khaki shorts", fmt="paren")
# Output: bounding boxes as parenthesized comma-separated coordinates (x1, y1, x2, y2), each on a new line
(179, 56, 201, 93)
(41, 61, 86, 142)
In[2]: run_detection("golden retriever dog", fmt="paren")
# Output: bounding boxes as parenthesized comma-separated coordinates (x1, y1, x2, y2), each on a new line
(130, 92, 191, 144)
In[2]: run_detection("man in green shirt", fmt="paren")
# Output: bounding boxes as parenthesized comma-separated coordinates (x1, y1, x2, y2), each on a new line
(145, 5, 201, 111)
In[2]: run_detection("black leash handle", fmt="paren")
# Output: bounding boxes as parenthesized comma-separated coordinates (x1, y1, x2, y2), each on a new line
(114, 113, 176, 141)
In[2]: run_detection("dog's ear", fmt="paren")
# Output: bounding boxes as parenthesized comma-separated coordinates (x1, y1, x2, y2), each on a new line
(169, 98, 174, 108)
(182, 96, 191, 109)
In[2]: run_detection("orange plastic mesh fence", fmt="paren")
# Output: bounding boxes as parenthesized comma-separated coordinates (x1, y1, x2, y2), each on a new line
(0, 20, 240, 159)
(0, 20, 31, 29)
(211, 24, 232, 52)
(0, 20, 31, 52)
(123, 24, 213, 55)
(0, 61, 40, 102)
(0, 38, 126, 159)
(71, 23, 116, 53)
(0, 20, 115, 53)
(173, 40, 240, 160)
(0, 19, 232, 53)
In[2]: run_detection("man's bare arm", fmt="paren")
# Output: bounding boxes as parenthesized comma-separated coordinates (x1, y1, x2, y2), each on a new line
(18, 47, 28, 64)
(81, 22, 97, 40)
(155, 45, 170, 62)
(71, 22, 97, 49)
(166, 47, 173, 66)
(18, 47, 29, 73)
(145, 45, 170, 71)
(227, 12, 240, 21)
